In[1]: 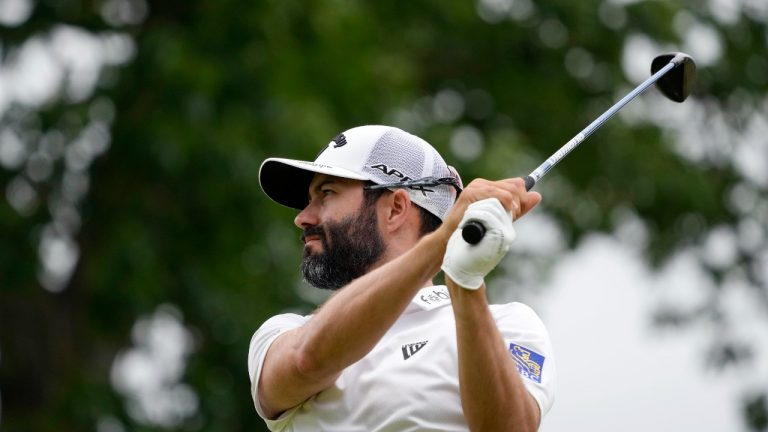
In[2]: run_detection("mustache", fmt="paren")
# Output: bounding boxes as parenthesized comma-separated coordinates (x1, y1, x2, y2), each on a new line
(300, 225, 325, 243)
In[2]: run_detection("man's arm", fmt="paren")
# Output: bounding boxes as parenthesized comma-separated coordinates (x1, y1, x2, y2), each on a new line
(440, 177, 545, 430)
(257, 229, 450, 419)
(447, 280, 541, 432)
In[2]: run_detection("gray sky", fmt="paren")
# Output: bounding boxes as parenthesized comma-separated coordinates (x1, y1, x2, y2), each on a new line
(537, 234, 765, 432)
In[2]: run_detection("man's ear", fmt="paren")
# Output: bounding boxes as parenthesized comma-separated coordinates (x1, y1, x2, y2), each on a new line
(381, 189, 412, 233)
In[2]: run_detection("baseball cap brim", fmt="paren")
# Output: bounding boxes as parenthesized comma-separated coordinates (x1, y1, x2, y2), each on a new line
(259, 157, 372, 210)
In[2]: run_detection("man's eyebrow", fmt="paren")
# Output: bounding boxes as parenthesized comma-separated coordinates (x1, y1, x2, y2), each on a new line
(312, 179, 339, 191)
(307, 179, 339, 200)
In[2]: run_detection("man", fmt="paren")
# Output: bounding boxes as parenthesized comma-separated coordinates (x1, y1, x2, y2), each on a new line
(248, 125, 555, 431)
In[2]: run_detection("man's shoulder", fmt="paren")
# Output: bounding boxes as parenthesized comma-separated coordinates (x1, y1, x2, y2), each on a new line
(489, 301, 536, 314)
(259, 311, 312, 332)
(489, 302, 546, 328)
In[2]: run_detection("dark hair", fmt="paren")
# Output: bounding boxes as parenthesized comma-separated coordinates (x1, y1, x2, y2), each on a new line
(362, 182, 442, 237)
(417, 206, 442, 235)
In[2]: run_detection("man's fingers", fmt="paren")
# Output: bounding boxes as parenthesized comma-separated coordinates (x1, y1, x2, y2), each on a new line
(444, 177, 542, 231)
(490, 179, 539, 220)
(519, 191, 542, 219)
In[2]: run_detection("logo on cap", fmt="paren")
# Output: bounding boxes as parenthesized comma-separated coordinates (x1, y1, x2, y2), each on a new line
(315, 133, 348, 158)
(332, 133, 347, 148)
(370, 163, 436, 197)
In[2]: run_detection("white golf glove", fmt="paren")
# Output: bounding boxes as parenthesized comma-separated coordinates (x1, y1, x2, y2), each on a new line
(441, 198, 516, 290)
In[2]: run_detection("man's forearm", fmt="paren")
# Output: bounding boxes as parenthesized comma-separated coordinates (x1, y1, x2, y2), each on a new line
(448, 279, 540, 432)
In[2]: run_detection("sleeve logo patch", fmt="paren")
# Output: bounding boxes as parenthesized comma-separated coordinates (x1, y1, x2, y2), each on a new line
(509, 343, 545, 384)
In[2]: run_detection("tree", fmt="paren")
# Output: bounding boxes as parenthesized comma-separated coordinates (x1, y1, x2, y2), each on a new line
(1, 0, 766, 430)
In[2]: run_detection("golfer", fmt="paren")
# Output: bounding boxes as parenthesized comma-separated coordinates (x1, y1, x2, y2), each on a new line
(248, 125, 556, 431)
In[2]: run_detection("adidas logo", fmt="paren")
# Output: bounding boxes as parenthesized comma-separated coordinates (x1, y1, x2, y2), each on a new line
(402, 341, 428, 360)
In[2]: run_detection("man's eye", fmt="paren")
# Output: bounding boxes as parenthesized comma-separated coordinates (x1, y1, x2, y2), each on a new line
(321, 189, 334, 196)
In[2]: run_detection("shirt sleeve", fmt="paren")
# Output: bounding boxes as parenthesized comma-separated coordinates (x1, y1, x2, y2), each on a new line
(248, 313, 311, 429)
(491, 302, 557, 418)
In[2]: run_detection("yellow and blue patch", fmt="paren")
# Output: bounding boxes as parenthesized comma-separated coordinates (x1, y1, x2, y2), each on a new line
(509, 343, 545, 384)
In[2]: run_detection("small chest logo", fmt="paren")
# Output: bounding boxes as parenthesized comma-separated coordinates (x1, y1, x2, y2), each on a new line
(509, 343, 545, 383)
(402, 341, 428, 360)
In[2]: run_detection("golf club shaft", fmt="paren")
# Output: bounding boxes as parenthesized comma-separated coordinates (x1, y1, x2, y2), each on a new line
(522, 59, 677, 191)
(462, 55, 685, 245)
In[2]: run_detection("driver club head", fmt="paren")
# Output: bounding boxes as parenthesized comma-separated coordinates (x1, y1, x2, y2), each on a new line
(652, 52, 696, 102)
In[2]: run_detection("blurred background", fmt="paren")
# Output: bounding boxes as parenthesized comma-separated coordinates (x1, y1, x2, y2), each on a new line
(0, 0, 766, 431)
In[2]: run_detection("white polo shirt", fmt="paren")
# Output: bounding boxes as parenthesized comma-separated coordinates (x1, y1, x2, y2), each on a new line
(248, 285, 556, 431)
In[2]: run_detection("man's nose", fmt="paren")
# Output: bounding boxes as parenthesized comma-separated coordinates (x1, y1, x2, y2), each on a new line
(294, 202, 319, 229)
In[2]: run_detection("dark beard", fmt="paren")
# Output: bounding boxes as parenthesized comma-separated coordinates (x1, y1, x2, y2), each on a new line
(300, 205, 385, 290)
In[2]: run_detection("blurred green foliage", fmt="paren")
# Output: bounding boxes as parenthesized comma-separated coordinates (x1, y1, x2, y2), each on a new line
(1, 0, 766, 431)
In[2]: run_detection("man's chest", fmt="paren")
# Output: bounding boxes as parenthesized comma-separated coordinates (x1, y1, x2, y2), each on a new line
(305, 307, 466, 429)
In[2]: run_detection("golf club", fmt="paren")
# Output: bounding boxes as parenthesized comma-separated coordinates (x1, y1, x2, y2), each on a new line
(461, 52, 696, 245)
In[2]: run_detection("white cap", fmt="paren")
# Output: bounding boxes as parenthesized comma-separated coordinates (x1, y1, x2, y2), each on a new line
(259, 125, 462, 221)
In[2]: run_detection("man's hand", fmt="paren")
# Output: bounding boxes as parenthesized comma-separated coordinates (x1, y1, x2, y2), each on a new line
(441, 178, 541, 235)
(441, 198, 515, 289)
